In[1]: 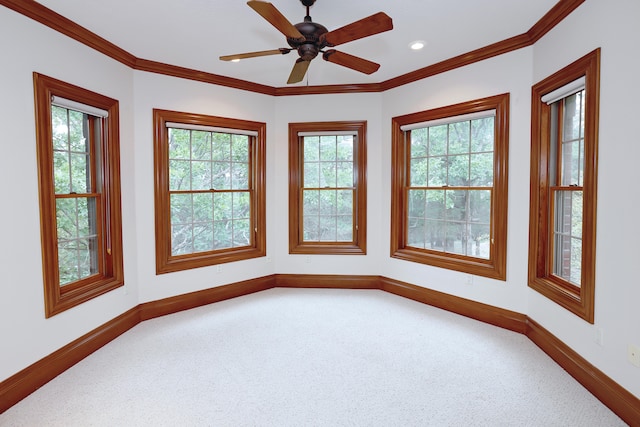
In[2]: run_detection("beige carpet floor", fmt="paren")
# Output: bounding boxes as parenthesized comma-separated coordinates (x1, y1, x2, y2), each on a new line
(0, 288, 627, 426)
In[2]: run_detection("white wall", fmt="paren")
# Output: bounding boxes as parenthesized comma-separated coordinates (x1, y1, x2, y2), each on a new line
(273, 93, 386, 275)
(527, 0, 640, 397)
(131, 72, 277, 303)
(379, 48, 534, 314)
(0, 7, 138, 380)
(1, 0, 638, 401)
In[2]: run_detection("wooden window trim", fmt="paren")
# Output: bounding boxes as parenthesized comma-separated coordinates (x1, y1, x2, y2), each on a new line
(288, 121, 367, 255)
(153, 109, 266, 274)
(391, 94, 510, 280)
(528, 49, 600, 323)
(33, 73, 124, 317)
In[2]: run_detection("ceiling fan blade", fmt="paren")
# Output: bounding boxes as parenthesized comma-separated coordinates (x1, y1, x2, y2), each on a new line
(287, 59, 311, 84)
(322, 50, 380, 75)
(247, 1, 305, 41)
(321, 12, 393, 47)
(220, 48, 291, 61)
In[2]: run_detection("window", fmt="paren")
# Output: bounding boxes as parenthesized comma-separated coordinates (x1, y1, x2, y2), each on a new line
(529, 49, 600, 323)
(33, 73, 124, 317)
(391, 94, 509, 280)
(153, 109, 266, 274)
(288, 121, 367, 254)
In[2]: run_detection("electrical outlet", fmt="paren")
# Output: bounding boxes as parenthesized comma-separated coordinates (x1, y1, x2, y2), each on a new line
(628, 345, 640, 367)
(266, 256, 272, 263)
(216, 265, 222, 274)
(465, 274, 473, 285)
(304, 255, 311, 264)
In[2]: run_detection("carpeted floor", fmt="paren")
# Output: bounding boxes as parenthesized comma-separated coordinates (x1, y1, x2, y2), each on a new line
(0, 288, 627, 426)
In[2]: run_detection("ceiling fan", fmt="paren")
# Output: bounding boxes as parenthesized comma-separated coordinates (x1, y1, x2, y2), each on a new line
(220, 0, 393, 84)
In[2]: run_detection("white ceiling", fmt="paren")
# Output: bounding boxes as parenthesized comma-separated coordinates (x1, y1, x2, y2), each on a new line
(35, 0, 559, 88)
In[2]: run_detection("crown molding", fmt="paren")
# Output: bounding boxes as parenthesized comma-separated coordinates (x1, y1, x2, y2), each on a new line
(1, 0, 585, 96)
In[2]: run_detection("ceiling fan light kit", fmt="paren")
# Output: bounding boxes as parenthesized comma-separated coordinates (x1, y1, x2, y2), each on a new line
(220, 0, 393, 84)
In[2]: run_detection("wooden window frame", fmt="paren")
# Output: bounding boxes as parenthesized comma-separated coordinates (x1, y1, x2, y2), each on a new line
(33, 73, 124, 317)
(153, 109, 266, 274)
(391, 94, 510, 280)
(288, 121, 367, 255)
(528, 49, 600, 323)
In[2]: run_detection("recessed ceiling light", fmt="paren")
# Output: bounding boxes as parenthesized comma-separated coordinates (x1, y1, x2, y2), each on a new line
(409, 40, 425, 50)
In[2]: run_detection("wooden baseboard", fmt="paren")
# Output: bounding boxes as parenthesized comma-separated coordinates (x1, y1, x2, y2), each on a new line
(379, 276, 528, 334)
(274, 273, 380, 289)
(2, 274, 638, 424)
(138, 275, 275, 321)
(0, 307, 139, 414)
(526, 318, 640, 426)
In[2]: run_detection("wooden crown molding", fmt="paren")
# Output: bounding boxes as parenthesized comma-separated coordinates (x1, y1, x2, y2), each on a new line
(1, 274, 638, 424)
(1, 0, 585, 95)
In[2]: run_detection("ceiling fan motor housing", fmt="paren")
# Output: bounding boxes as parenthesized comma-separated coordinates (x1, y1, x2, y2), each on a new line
(287, 20, 328, 61)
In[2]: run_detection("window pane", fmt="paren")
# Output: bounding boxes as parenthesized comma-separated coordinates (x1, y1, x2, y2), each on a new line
(321, 162, 337, 188)
(304, 161, 320, 188)
(469, 190, 491, 224)
(191, 160, 212, 191)
(69, 152, 90, 194)
(445, 222, 466, 255)
(470, 153, 493, 186)
(563, 91, 583, 141)
(336, 215, 353, 241)
(336, 136, 353, 161)
(193, 223, 214, 252)
(214, 192, 233, 220)
(408, 189, 426, 218)
(336, 161, 353, 188)
(303, 190, 320, 215)
(231, 135, 249, 162)
(212, 161, 231, 190)
(193, 193, 213, 222)
(470, 224, 491, 258)
(171, 193, 193, 225)
(427, 157, 446, 187)
(319, 215, 337, 241)
(191, 131, 211, 160)
(471, 117, 494, 153)
(68, 110, 87, 152)
(212, 133, 231, 161)
(54, 151, 71, 193)
(447, 154, 470, 186)
(410, 157, 427, 186)
(411, 129, 428, 157)
(407, 218, 426, 248)
(51, 105, 70, 151)
(319, 190, 337, 216)
(428, 125, 447, 155)
(214, 220, 232, 249)
(336, 190, 353, 215)
(57, 240, 79, 286)
(169, 160, 190, 191)
(448, 121, 470, 154)
(303, 216, 319, 241)
(424, 219, 445, 251)
(233, 219, 251, 246)
(233, 191, 251, 219)
(304, 137, 320, 161)
(553, 190, 583, 286)
(320, 136, 336, 161)
(169, 129, 190, 160)
(172, 223, 193, 255)
(425, 190, 445, 220)
(232, 162, 249, 190)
